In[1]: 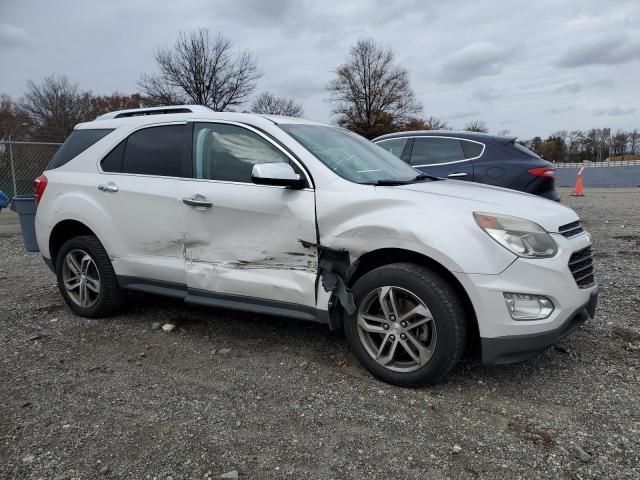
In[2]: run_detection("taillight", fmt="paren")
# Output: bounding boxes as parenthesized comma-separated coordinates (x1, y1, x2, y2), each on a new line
(34, 175, 48, 205)
(528, 167, 555, 178)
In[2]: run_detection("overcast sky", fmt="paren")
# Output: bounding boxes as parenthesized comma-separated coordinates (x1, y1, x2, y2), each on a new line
(1, 0, 638, 138)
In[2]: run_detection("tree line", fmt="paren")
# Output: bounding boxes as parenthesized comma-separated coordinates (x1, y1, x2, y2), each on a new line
(1, 28, 638, 163)
(519, 129, 640, 163)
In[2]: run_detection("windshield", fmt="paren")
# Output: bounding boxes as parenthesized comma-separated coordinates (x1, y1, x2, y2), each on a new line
(279, 124, 421, 184)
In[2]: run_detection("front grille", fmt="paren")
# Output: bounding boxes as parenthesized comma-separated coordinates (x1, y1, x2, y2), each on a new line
(568, 246, 595, 288)
(559, 220, 584, 238)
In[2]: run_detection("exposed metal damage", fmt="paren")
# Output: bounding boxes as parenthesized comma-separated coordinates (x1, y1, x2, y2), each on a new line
(300, 240, 355, 315)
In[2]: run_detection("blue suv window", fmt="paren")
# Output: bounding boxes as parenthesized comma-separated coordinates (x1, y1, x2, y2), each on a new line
(461, 140, 483, 159)
(410, 138, 464, 165)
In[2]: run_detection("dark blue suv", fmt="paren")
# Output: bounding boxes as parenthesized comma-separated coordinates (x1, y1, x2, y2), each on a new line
(373, 131, 559, 201)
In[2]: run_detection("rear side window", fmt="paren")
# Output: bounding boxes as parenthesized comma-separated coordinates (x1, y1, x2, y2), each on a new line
(100, 141, 126, 172)
(376, 138, 408, 158)
(121, 125, 186, 177)
(410, 137, 464, 165)
(461, 140, 484, 159)
(47, 129, 113, 169)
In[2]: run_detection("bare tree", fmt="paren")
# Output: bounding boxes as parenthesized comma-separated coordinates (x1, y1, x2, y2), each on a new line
(251, 92, 304, 117)
(629, 129, 639, 156)
(140, 29, 262, 111)
(464, 120, 489, 133)
(426, 116, 451, 130)
(327, 38, 422, 138)
(18, 75, 93, 141)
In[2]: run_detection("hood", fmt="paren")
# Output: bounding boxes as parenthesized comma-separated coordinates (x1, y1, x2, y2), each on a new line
(388, 180, 578, 233)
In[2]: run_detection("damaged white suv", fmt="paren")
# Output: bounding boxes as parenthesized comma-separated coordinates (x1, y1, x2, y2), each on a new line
(34, 106, 598, 386)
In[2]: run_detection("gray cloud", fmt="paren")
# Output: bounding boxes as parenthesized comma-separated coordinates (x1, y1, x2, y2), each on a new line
(0, 0, 638, 139)
(470, 87, 501, 103)
(447, 111, 481, 119)
(589, 78, 615, 89)
(554, 81, 583, 94)
(0, 23, 28, 48)
(436, 42, 510, 84)
(548, 106, 576, 115)
(593, 106, 636, 116)
(556, 33, 640, 67)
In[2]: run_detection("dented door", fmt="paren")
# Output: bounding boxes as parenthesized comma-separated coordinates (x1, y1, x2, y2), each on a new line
(180, 122, 318, 307)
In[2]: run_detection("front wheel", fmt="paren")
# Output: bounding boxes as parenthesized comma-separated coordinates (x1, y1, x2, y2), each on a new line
(344, 263, 467, 387)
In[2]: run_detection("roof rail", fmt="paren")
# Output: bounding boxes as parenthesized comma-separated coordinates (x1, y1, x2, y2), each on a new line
(95, 105, 214, 120)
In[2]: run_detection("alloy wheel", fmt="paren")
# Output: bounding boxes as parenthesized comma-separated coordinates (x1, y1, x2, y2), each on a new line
(61, 249, 101, 308)
(356, 286, 437, 372)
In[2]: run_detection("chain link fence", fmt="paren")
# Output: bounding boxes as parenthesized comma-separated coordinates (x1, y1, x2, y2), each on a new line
(0, 141, 61, 198)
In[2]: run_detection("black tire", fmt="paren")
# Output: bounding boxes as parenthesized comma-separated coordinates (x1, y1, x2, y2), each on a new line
(344, 262, 467, 387)
(55, 235, 125, 318)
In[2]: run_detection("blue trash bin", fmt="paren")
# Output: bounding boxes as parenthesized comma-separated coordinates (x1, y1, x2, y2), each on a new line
(10, 195, 40, 252)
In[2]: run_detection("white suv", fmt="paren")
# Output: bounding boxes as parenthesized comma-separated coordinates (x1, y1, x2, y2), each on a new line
(34, 105, 598, 386)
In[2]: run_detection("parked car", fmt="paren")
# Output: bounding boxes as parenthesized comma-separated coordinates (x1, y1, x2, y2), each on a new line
(373, 130, 560, 201)
(34, 106, 597, 386)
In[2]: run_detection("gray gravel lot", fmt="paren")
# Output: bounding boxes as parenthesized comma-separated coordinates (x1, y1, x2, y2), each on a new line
(1, 188, 639, 479)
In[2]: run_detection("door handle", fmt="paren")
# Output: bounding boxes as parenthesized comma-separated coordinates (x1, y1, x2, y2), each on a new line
(183, 196, 213, 208)
(447, 172, 468, 178)
(97, 182, 119, 192)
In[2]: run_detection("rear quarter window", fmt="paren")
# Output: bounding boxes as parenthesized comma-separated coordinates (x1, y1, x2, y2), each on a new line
(47, 129, 114, 169)
(461, 140, 484, 159)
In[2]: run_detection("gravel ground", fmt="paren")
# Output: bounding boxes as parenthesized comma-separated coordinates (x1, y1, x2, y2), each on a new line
(1, 187, 639, 479)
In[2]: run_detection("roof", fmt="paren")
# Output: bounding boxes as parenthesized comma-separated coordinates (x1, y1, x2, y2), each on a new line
(78, 105, 329, 130)
(373, 130, 517, 145)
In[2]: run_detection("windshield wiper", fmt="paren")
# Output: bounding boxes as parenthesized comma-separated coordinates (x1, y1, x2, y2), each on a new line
(412, 173, 442, 182)
(364, 173, 443, 186)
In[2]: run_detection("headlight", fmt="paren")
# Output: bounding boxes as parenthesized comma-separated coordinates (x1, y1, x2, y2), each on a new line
(473, 212, 558, 258)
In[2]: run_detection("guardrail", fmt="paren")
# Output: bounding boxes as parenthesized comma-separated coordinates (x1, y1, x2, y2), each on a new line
(554, 159, 640, 168)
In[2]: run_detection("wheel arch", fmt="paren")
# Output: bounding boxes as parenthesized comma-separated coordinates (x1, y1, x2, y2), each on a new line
(49, 219, 98, 267)
(346, 247, 480, 356)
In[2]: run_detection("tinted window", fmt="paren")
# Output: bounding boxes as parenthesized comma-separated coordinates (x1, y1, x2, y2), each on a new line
(376, 138, 408, 158)
(461, 140, 484, 159)
(193, 123, 289, 183)
(47, 129, 113, 169)
(100, 141, 125, 172)
(122, 125, 185, 177)
(410, 137, 464, 165)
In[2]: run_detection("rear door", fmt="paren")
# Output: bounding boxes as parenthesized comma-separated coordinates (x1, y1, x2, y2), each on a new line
(408, 137, 480, 180)
(178, 121, 318, 307)
(98, 123, 189, 284)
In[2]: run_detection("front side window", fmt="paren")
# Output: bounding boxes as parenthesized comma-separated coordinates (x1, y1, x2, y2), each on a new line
(192, 123, 289, 183)
(280, 125, 419, 184)
(376, 138, 408, 158)
(121, 124, 185, 177)
(410, 138, 465, 165)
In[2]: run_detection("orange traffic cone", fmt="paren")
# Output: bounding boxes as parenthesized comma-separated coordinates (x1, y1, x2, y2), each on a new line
(571, 167, 585, 196)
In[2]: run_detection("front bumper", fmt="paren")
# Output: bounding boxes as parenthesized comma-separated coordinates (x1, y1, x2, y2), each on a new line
(453, 231, 597, 364)
(481, 289, 597, 364)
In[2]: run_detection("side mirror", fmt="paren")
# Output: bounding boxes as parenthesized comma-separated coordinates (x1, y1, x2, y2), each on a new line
(251, 163, 305, 189)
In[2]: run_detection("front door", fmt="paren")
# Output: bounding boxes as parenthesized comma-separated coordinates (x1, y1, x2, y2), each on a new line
(179, 122, 318, 307)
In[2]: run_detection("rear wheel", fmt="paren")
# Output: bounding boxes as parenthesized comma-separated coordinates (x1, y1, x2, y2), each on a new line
(344, 263, 467, 386)
(55, 235, 125, 317)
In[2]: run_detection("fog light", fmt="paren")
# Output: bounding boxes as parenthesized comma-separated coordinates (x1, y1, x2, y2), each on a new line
(503, 293, 554, 320)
